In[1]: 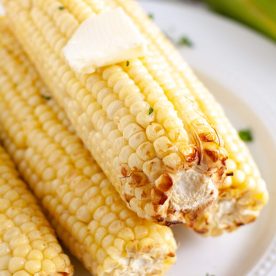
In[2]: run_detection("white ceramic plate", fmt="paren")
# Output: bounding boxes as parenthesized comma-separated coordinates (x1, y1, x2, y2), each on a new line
(1, 1, 276, 275)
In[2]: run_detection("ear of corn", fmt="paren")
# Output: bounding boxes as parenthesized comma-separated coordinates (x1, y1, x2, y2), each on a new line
(2, 0, 268, 235)
(0, 18, 176, 275)
(2, 0, 229, 224)
(0, 145, 73, 275)
(112, 0, 269, 235)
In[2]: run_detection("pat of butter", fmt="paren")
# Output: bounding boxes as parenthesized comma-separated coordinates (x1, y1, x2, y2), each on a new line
(63, 8, 147, 74)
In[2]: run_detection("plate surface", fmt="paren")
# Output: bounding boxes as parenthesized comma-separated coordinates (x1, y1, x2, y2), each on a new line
(1, 1, 276, 275)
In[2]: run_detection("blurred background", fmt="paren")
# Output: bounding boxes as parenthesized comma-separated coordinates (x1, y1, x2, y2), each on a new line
(144, 0, 276, 42)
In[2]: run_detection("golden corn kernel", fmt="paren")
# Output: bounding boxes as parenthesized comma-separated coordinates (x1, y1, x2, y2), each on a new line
(8, 257, 25, 273)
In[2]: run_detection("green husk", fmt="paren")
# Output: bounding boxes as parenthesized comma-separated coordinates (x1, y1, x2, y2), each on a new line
(206, 0, 276, 41)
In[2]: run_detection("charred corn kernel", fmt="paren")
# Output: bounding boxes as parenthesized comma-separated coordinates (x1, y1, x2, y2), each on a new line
(0, 18, 176, 275)
(0, 146, 73, 275)
(110, 0, 268, 235)
(3, 0, 228, 224)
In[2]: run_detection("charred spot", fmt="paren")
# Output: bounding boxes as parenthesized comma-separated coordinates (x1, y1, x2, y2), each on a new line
(205, 149, 219, 162)
(221, 156, 228, 165)
(155, 173, 173, 192)
(121, 165, 130, 177)
(153, 215, 164, 223)
(218, 166, 226, 176)
(194, 228, 208, 234)
(131, 172, 148, 187)
(168, 252, 176, 257)
(158, 193, 168, 205)
(185, 211, 199, 222)
(152, 188, 168, 205)
(226, 172, 234, 176)
(236, 222, 245, 227)
(184, 146, 199, 163)
(199, 132, 215, 142)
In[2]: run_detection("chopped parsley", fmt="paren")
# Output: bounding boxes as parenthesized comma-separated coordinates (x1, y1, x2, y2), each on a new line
(148, 107, 154, 115)
(58, 6, 65, 10)
(42, 95, 51, 100)
(126, 60, 130, 67)
(148, 13, 154, 20)
(238, 129, 253, 142)
(178, 36, 193, 47)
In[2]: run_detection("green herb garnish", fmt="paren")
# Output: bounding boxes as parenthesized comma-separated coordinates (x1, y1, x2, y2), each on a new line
(238, 129, 253, 142)
(58, 6, 65, 10)
(148, 13, 154, 20)
(126, 60, 130, 67)
(42, 95, 51, 100)
(148, 107, 154, 115)
(178, 36, 193, 47)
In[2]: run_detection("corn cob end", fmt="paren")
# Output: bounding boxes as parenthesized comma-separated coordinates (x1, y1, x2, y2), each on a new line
(121, 162, 219, 224)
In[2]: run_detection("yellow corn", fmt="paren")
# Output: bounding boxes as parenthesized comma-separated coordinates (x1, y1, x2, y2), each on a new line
(3, 0, 268, 234)
(0, 18, 176, 275)
(0, 145, 73, 275)
(2, 0, 228, 224)
(108, 0, 269, 235)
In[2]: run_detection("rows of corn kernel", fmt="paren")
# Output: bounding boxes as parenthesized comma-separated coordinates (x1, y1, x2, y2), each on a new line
(0, 18, 176, 274)
(52, 0, 266, 233)
(111, 0, 268, 234)
(0, 146, 72, 275)
(2, 0, 228, 223)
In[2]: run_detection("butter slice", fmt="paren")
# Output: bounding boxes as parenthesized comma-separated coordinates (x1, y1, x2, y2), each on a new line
(63, 8, 147, 74)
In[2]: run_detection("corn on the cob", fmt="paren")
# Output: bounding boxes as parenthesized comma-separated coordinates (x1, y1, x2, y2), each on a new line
(2, 0, 229, 224)
(110, 0, 269, 235)
(0, 145, 73, 275)
(0, 18, 177, 275)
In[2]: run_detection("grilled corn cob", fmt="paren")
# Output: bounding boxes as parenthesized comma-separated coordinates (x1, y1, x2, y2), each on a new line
(0, 18, 177, 275)
(111, 0, 269, 235)
(0, 145, 73, 275)
(2, 0, 228, 224)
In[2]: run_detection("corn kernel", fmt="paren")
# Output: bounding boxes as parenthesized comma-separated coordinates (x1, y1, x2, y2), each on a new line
(25, 260, 41, 273)
(8, 257, 25, 272)
(41, 259, 56, 273)
(27, 250, 43, 260)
